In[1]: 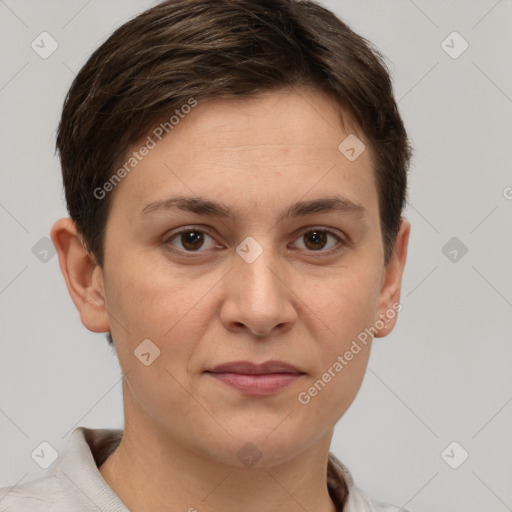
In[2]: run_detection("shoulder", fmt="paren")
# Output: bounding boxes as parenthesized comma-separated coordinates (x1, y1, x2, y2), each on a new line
(327, 452, 411, 512)
(0, 473, 66, 511)
(0, 426, 125, 512)
(347, 485, 412, 512)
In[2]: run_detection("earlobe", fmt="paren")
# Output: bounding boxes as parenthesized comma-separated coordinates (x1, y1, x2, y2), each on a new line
(374, 218, 410, 338)
(50, 218, 111, 333)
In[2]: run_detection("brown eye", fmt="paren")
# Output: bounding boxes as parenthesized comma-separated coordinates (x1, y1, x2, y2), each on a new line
(303, 230, 328, 250)
(166, 229, 218, 252)
(180, 231, 204, 250)
(293, 229, 343, 253)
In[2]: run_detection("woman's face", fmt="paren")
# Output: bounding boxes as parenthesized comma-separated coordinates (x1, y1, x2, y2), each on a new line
(97, 87, 406, 467)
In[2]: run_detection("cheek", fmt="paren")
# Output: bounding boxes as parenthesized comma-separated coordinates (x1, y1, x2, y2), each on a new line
(107, 253, 195, 329)
(104, 255, 225, 378)
(297, 265, 381, 413)
(105, 264, 209, 418)
(315, 265, 382, 350)
(103, 255, 189, 351)
(297, 282, 377, 425)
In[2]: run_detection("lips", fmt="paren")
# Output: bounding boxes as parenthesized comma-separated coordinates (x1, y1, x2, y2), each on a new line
(206, 360, 304, 375)
(204, 360, 305, 396)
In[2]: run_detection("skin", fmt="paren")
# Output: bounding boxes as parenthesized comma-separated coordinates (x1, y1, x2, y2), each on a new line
(51, 86, 409, 512)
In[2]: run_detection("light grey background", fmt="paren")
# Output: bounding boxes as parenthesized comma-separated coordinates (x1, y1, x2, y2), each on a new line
(1, 1, 511, 510)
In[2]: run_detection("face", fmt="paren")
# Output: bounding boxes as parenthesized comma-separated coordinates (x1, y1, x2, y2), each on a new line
(75, 88, 407, 467)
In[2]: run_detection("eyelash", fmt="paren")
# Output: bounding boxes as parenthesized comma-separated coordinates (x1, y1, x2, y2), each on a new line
(163, 225, 348, 256)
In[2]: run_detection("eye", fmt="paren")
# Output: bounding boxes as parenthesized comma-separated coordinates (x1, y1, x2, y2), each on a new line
(165, 228, 219, 252)
(164, 226, 347, 255)
(291, 228, 345, 253)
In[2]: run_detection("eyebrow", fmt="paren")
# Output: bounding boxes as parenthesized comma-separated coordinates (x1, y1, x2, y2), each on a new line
(138, 194, 366, 222)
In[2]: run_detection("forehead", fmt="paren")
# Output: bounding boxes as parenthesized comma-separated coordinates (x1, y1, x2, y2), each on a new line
(171, 87, 365, 155)
(108, 87, 378, 221)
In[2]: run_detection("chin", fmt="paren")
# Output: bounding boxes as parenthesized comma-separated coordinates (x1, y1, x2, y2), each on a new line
(204, 419, 317, 469)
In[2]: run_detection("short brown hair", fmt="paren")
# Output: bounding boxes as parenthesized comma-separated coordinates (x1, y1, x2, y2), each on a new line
(56, 0, 410, 271)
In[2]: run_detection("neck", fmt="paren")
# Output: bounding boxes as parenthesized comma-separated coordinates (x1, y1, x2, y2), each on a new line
(99, 405, 339, 512)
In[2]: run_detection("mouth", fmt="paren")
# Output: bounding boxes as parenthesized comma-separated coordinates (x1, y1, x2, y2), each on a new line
(204, 360, 305, 396)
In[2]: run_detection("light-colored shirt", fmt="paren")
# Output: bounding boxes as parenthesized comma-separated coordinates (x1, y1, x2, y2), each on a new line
(0, 427, 409, 511)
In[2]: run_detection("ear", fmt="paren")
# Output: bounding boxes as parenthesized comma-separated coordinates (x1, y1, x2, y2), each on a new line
(50, 218, 110, 333)
(374, 218, 410, 338)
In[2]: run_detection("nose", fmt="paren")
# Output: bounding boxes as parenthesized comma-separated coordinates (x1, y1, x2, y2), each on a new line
(219, 247, 297, 338)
